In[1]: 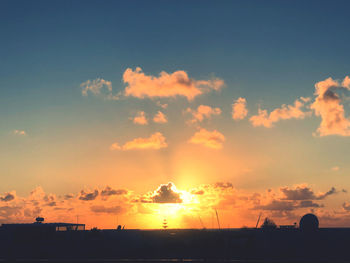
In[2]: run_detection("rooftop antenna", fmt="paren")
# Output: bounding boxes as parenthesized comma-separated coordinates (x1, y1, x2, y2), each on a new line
(215, 209, 221, 229)
(211, 212, 214, 229)
(255, 212, 262, 228)
(198, 215, 205, 229)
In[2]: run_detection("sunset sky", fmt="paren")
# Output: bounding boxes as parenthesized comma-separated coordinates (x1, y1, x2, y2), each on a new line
(1, 0, 350, 229)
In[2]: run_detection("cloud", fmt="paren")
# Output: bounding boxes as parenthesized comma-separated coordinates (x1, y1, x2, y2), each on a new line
(343, 76, 350, 89)
(232, 97, 248, 120)
(156, 101, 168, 109)
(79, 190, 99, 201)
(188, 128, 225, 149)
(81, 78, 111, 96)
(101, 186, 127, 197)
(186, 105, 221, 124)
(111, 132, 168, 151)
(343, 202, 350, 211)
(123, 67, 224, 100)
(256, 200, 295, 211)
(91, 205, 124, 214)
(13, 130, 26, 136)
(0, 192, 15, 202)
(152, 183, 182, 203)
(132, 111, 148, 125)
(256, 200, 321, 211)
(332, 166, 340, 171)
(250, 97, 311, 128)
(64, 194, 74, 199)
(310, 76, 350, 136)
(280, 185, 338, 200)
(110, 142, 121, 151)
(215, 182, 233, 189)
(0, 183, 345, 228)
(153, 111, 168, 123)
(80, 78, 120, 100)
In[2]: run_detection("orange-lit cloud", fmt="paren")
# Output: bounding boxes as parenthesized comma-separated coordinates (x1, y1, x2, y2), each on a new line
(123, 67, 224, 100)
(12, 130, 26, 136)
(111, 132, 168, 151)
(132, 111, 148, 125)
(250, 97, 311, 128)
(232, 97, 248, 120)
(153, 111, 168, 123)
(311, 76, 350, 136)
(0, 182, 346, 229)
(186, 105, 221, 124)
(188, 128, 225, 149)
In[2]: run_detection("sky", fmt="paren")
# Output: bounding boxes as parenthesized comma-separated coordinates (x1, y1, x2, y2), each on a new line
(1, 0, 350, 229)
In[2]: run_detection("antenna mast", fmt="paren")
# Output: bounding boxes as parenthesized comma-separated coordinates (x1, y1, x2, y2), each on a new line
(215, 209, 221, 229)
(255, 212, 262, 228)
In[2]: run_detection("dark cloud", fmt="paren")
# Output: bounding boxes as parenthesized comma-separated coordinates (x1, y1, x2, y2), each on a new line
(214, 182, 233, 189)
(343, 202, 350, 211)
(64, 194, 74, 200)
(152, 183, 182, 203)
(256, 200, 295, 211)
(256, 200, 322, 212)
(79, 190, 98, 201)
(101, 186, 128, 197)
(46, 201, 56, 207)
(0, 193, 15, 202)
(299, 200, 322, 208)
(91, 205, 123, 214)
(191, 189, 204, 195)
(280, 186, 337, 200)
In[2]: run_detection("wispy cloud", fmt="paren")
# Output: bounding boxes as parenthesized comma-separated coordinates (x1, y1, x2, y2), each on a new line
(250, 97, 311, 128)
(80, 78, 120, 100)
(123, 67, 224, 100)
(232, 97, 248, 120)
(153, 111, 167, 123)
(12, 130, 26, 136)
(111, 132, 168, 151)
(188, 128, 225, 149)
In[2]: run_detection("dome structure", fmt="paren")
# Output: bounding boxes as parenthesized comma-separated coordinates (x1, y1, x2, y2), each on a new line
(299, 213, 319, 231)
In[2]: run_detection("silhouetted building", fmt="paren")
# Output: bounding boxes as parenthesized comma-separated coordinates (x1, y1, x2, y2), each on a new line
(1, 217, 85, 234)
(299, 213, 319, 231)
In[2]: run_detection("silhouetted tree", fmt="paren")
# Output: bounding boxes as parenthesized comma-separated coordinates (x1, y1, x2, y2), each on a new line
(260, 217, 277, 229)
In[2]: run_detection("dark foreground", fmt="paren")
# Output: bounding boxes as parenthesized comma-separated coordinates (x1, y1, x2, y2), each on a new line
(1, 227, 350, 262)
